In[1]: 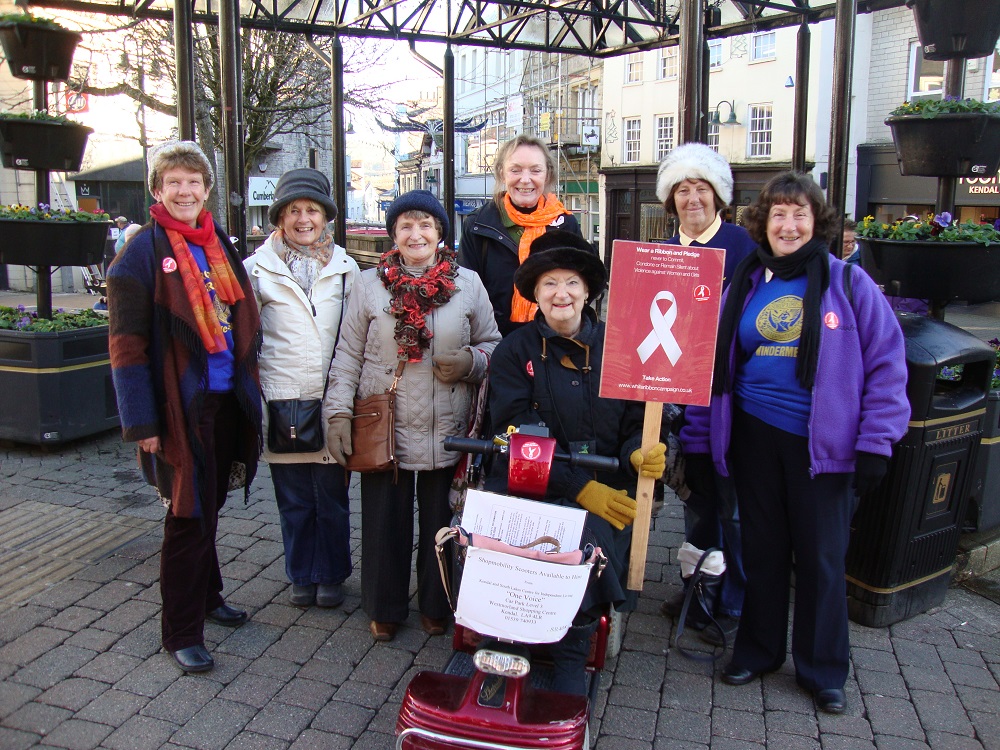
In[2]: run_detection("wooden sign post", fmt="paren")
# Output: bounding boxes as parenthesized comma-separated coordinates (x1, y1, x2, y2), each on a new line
(600, 240, 725, 590)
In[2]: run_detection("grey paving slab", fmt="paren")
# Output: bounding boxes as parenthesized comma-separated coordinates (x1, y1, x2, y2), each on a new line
(0, 398, 998, 749)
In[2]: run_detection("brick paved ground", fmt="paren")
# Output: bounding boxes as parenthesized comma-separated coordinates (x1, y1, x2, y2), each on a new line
(1, 430, 998, 750)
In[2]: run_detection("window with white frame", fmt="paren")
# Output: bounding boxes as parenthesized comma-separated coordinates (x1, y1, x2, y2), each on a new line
(708, 39, 723, 69)
(625, 52, 643, 83)
(750, 32, 776, 61)
(908, 41, 944, 99)
(657, 47, 678, 80)
(624, 118, 641, 163)
(748, 104, 772, 158)
(707, 122, 720, 152)
(987, 48, 1000, 101)
(654, 115, 675, 161)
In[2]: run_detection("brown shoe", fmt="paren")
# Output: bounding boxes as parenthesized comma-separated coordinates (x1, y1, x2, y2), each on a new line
(369, 620, 397, 642)
(420, 615, 448, 636)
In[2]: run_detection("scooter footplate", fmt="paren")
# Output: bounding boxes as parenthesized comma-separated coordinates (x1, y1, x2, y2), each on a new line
(397, 671, 588, 750)
(443, 652, 559, 691)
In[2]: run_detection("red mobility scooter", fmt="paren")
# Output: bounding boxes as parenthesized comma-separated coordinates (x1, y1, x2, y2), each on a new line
(395, 426, 618, 750)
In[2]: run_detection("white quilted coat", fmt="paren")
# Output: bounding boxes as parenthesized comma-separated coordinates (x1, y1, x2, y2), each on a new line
(325, 266, 501, 471)
(245, 235, 360, 464)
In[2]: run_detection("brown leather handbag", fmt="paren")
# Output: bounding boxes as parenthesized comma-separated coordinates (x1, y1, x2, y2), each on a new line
(346, 361, 405, 475)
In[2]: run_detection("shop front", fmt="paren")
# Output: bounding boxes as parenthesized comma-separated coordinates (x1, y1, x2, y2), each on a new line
(857, 143, 1000, 225)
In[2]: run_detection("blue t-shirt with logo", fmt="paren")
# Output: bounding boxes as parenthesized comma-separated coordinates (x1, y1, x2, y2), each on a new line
(187, 241, 235, 392)
(734, 274, 811, 436)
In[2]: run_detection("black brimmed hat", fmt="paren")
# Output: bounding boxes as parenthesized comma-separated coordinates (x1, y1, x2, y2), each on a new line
(513, 230, 607, 303)
(268, 168, 338, 226)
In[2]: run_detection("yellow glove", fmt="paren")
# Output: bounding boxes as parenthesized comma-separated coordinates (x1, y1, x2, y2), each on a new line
(326, 415, 353, 466)
(576, 481, 638, 531)
(630, 442, 667, 479)
(432, 349, 474, 384)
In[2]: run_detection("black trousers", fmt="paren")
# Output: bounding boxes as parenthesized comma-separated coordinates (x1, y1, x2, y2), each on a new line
(360, 467, 454, 623)
(729, 408, 855, 691)
(160, 393, 240, 651)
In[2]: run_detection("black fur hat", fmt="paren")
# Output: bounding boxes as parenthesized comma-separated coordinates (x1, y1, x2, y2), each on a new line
(513, 230, 607, 303)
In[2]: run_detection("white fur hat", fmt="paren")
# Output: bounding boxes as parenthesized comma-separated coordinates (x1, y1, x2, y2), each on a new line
(655, 143, 733, 206)
(147, 140, 215, 194)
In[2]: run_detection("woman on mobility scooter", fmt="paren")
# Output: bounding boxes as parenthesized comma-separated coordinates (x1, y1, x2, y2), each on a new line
(486, 230, 669, 695)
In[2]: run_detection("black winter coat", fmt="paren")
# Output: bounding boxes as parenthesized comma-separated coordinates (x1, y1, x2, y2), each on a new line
(486, 308, 643, 612)
(459, 200, 581, 337)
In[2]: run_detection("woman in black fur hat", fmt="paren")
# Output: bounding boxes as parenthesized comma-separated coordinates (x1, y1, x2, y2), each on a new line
(486, 229, 669, 695)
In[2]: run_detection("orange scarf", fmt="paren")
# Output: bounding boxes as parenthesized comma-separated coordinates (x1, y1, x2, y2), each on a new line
(149, 203, 244, 354)
(503, 193, 569, 322)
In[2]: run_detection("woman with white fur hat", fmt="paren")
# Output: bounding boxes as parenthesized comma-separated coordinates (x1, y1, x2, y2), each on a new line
(655, 143, 755, 648)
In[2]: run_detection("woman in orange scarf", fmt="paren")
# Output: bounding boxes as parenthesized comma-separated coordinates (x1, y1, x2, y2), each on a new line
(459, 135, 584, 337)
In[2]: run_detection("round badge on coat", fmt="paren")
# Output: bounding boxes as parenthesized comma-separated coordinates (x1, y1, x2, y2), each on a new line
(162, 257, 178, 273)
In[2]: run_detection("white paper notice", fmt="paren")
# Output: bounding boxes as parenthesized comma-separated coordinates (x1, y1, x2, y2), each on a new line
(460, 489, 585, 553)
(455, 547, 592, 643)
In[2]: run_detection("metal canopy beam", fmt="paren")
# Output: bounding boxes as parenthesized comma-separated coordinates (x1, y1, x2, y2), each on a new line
(30, 0, 906, 57)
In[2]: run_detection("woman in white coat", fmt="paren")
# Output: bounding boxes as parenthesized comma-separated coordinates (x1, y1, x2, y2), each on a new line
(245, 168, 360, 608)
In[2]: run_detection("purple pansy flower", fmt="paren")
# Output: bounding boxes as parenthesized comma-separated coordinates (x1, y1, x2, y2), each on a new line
(933, 212, 952, 227)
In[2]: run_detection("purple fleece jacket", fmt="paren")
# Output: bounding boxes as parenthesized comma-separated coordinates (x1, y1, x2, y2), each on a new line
(681, 256, 910, 477)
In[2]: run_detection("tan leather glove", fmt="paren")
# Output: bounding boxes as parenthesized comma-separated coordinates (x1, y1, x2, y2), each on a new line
(326, 415, 353, 466)
(630, 442, 667, 479)
(432, 348, 474, 384)
(576, 481, 638, 531)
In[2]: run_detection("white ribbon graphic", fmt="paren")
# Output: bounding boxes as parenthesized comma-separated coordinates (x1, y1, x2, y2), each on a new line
(637, 291, 682, 365)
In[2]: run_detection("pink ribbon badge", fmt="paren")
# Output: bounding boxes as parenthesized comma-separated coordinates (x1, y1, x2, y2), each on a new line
(637, 291, 682, 365)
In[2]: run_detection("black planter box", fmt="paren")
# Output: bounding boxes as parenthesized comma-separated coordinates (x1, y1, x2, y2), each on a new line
(861, 239, 1000, 304)
(0, 21, 81, 81)
(886, 113, 1000, 178)
(0, 219, 110, 267)
(907, 0, 1000, 61)
(0, 325, 119, 445)
(0, 119, 92, 171)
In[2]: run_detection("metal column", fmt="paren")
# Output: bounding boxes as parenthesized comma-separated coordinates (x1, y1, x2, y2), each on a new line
(444, 45, 455, 248)
(827, 0, 856, 222)
(935, 60, 967, 219)
(173, 0, 196, 141)
(332, 36, 347, 247)
(219, 0, 246, 250)
(792, 18, 811, 173)
(33, 81, 52, 319)
(679, 0, 705, 144)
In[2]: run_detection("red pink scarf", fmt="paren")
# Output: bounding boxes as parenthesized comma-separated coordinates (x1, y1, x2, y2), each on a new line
(149, 203, 244, 353)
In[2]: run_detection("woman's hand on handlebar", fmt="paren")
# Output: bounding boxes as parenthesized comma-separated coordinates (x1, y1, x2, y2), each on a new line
(576, 481, 637, 530)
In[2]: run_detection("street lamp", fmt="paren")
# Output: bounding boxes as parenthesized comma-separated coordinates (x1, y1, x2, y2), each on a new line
(710, 100, 740, 126)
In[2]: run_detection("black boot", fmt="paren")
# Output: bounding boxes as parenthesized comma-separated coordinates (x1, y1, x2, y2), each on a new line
(548, 618, 599, 696)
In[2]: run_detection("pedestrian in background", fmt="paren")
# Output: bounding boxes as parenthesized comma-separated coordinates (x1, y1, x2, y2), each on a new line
(245, 168, 359, 609)
(107, 140, 263, 674)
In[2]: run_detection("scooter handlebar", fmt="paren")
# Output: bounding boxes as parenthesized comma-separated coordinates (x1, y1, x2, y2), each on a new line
(443, 436, 619, 473)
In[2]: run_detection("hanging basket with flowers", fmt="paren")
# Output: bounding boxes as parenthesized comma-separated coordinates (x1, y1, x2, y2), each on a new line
(0, 111, 93, 171)
(885, 98, 1000, 178)
(0, 203, 110, 267)
(0, 13, 81, 81)
(856, 213, 1000, 303)
(906, 0, 1000, 61)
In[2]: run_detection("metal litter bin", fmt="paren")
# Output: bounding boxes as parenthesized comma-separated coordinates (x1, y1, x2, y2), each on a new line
(846, 313, 995, 628)
(966, 390, 1000, 532)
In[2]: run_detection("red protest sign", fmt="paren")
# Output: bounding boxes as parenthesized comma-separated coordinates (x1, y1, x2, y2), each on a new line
(599, 240, 724, 407)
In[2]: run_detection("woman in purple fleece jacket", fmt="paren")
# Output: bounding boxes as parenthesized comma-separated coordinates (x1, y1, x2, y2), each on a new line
(680, 172, 909, 714)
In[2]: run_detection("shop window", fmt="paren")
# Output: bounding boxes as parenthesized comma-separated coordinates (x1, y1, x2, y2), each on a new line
(624, 118, 641, 163)
(658, 47, 678, 80)
(748, 104, 772, 158)
(750, 32, 776, 62)
(987, 48, 1000, 102)
(655, 115, 675, 161)
(908, 41, 944, 100)
(640, 202, 668, 242)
